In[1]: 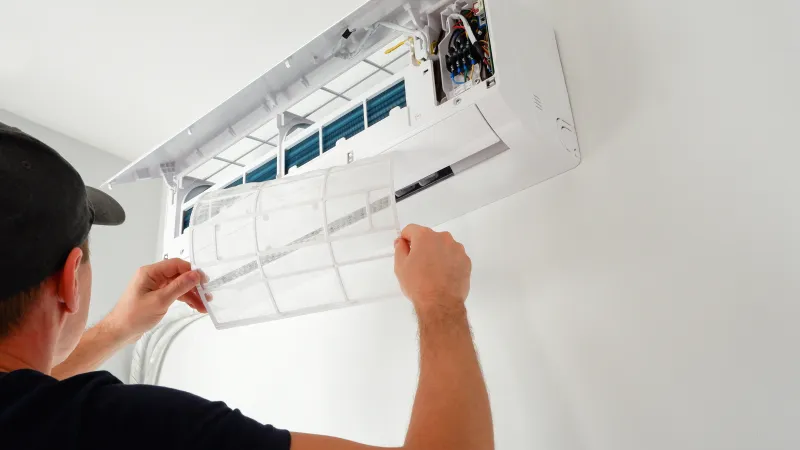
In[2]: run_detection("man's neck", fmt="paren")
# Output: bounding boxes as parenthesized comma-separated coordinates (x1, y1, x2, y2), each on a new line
(0, 324, 56, 374)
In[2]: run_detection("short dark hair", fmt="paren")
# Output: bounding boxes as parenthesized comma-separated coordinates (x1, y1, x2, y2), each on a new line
(0, 240, 90, 339)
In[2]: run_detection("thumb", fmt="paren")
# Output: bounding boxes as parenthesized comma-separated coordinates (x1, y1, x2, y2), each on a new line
(157, 270, 202, 304)
(394, 237, 410, 268)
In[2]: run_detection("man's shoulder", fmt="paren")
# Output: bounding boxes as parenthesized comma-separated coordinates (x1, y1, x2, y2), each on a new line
(0, 368, 211, 419)
(0, 369, 290, 450)
(1, 368, 190, 405)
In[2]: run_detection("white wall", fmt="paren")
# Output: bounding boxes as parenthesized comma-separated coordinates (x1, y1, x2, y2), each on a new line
(158, 1, 800, 449)
(0, 110, 164, 381)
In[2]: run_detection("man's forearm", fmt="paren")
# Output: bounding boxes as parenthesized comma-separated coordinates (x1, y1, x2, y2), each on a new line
(404, 305, 494, 450)
(51, 319, 131, 380)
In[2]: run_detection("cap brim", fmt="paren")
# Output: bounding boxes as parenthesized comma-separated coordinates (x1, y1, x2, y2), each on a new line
(87, 186, 126, 226)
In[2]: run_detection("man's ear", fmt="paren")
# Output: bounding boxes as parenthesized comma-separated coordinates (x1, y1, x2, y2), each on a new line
(57, 247, 84, 314)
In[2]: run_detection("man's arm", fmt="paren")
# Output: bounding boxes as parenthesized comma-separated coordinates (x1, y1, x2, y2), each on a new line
(293, 225, 494, 450)
(52, 258, 206, 379)
(50, 319, 130, 380)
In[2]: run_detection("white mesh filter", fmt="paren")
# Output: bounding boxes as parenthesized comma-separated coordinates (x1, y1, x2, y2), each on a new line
(188, 156, 401, 329)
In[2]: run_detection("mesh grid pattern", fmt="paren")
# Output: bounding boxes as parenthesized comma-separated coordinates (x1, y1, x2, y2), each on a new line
(189, 156, 401, 329)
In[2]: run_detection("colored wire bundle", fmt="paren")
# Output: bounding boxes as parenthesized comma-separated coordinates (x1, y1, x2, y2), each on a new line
(443, 2, 494, 89)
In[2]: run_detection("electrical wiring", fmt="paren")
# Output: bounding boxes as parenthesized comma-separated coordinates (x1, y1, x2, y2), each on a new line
(404, 3, 428, 44)
(480, 44, 491, 61)
(443, 1, 493, 91)
(444, 12, 485, 79)
(384, 39, 408, 55)
(383, 34, 424, 66)
(383, 36, 421, 65)
(449, 28, 465, 48)
(478, 37, 493, 75)
(448, 14, 478, 44)
(376, 21, 429, 60)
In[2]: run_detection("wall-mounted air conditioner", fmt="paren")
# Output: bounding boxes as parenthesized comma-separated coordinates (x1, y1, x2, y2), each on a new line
(106, 0, 580, 328)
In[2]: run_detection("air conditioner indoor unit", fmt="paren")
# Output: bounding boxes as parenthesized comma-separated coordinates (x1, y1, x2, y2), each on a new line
(106, 0, 580, 328)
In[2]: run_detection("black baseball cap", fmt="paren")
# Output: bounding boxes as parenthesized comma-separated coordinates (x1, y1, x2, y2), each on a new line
(0, 122, 126, 300)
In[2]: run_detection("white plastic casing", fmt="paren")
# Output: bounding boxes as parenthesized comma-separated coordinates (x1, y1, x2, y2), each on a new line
(106, 0, 580, 328)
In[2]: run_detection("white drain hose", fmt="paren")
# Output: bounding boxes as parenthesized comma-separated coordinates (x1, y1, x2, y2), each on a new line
(129, 305, 207, 385)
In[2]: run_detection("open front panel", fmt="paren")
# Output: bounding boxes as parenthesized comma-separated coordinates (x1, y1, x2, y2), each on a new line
(104, 0, 454, 188)
(135, 0, 579, 300)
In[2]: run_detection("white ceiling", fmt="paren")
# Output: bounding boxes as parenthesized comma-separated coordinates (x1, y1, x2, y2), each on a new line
(0, 0, 370, 161)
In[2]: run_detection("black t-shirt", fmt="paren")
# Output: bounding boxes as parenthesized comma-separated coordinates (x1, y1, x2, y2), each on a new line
(0, 369, 291, 450)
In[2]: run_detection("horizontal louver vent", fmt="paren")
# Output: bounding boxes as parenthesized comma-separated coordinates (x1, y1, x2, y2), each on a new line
(285, 133, 320, 174)
(367, 80, 406, 126)
(322, 107, 365, 152)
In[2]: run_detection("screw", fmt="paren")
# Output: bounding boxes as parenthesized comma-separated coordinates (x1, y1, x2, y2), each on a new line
(454, 98, 462, 106)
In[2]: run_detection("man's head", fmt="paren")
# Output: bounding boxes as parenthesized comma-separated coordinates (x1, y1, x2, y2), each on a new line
(0, 123, 125, 366)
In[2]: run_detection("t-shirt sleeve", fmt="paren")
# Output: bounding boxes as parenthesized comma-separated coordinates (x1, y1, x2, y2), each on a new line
(77, 374, 290, 450)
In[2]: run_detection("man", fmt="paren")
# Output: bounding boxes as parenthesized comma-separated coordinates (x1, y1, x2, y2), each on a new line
(0, 123, 493, 450)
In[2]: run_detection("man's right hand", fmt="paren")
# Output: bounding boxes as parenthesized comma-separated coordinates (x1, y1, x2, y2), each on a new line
(104, 259, 205, 344)
(393, 224, 472, 315)
(294, 225, 493, 450)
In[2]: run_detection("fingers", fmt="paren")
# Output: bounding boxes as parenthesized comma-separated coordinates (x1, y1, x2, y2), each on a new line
(394, 237, 411, 268)
(156, 270, 202, 305)
(178, 287, 202, 306)
(400, 224, 459, 246)
(400, 223, 430, 242)
(180, 284, 210, 311)
(180, 296, 203, 312)
(178, 271, 210, 313)
(141, 258, 193, 285)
